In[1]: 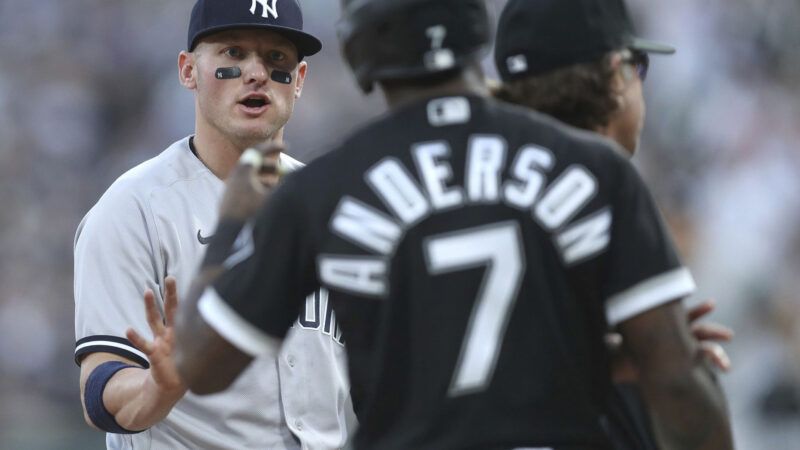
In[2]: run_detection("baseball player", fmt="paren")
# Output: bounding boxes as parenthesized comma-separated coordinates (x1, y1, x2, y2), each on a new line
(492, 0, 734, 448)
(73, 0, 352, 448)
(173, 0, 733, 449)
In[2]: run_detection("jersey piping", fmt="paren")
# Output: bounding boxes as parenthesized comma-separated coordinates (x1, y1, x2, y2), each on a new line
(605, 267, 695, 326)
(198, 287, 282, 357)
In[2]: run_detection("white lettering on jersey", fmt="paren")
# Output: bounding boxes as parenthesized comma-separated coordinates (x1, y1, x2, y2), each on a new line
(331, 197, 402, 255)
(466, 135, 507, 203)
(556, 208, 612, 265)
(503, 145, 554, 209)
(250, 0, 278, 19)
(318, 255, 387, 297)
(535, 166, 597, 230)
(325, 135, 613, 285)
(424, 221, 525, 395)
(366, 158, 430, 225)
(413, 141, 464, 211)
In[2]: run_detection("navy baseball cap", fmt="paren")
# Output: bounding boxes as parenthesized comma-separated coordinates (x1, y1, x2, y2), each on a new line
(495, 0, 674, 81)
(188, 0, 322, 59)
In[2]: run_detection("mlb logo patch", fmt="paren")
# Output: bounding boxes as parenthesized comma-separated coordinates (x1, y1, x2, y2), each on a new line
(427, 97, 471, 127)
(507, 55, 528, 74)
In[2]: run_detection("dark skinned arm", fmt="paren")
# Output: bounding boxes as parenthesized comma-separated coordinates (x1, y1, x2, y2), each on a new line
(174, 143, 284, 395)
(618, 299, 734, 450)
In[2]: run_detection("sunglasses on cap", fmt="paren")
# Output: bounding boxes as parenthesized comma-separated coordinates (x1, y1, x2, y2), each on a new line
(622, 49, 650, 81)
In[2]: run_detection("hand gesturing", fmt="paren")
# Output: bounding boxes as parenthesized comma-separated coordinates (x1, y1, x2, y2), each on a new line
(219, 142, 285, 221)
(610, 299, 733, 382)
(126, 276, 186, 394)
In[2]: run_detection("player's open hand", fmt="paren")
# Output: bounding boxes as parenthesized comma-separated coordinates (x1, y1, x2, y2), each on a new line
(127, 276, 187, 395)
(687, 299, 733, 372)
(219, 141, 285, 221)
(609, 298, 733, 382)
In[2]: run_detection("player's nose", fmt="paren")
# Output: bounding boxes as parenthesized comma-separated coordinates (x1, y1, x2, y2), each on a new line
(242, 56, 269, 85)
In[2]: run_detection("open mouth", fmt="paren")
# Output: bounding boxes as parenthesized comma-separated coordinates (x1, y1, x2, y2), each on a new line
(241, 98, 267, 108)
(238, 93, 270, 113)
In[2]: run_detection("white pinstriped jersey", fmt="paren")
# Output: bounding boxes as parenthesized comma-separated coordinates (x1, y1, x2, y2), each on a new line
(74, 136, 353, 450)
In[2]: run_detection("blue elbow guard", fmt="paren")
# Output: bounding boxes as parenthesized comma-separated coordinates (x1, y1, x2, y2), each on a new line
(84, 361, 144, 434)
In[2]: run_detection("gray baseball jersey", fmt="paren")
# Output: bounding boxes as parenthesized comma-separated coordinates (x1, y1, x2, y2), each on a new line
(74, 136, 353, 450)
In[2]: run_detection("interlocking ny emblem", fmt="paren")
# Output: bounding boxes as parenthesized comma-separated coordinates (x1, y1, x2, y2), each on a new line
(250, 0, 279, 19)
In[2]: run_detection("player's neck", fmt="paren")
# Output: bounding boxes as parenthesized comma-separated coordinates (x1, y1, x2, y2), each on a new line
(594, 123, 636, 157)
(381, 67, 490, 110)
(193, 127, 283, 180)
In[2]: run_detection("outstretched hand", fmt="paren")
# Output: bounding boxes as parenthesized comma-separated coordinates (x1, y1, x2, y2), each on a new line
(126, 276, 186, 395)
(687, 299, 733, 371)
(610, 299, 734, 382)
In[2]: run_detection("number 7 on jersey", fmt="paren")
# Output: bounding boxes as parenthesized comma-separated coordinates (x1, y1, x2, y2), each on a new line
(424, 221, 525, 396)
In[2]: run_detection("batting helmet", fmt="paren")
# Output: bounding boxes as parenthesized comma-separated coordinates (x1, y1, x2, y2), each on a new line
(338, 0, 491, 93)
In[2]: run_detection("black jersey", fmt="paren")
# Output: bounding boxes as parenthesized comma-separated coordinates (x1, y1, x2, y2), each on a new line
(211, 95, 695, 450)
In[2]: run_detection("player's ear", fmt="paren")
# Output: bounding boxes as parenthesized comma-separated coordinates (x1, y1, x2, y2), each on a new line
(179, 51, 198, 90)
(607, 52, 627, 110)
(294, 61, 308, 99)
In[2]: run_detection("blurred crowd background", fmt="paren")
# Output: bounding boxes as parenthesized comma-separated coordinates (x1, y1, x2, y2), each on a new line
(0, 0, 798, 448)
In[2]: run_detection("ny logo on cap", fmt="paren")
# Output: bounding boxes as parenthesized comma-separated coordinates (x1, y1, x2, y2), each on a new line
(250, 0, 278, 19)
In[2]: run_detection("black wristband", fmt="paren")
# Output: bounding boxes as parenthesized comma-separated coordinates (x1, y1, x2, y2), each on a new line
(85, 361, 145, 434)
(202, 218, 248, 268)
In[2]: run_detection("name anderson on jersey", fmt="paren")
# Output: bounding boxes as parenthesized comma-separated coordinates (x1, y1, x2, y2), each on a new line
(319, 134, 612, 297)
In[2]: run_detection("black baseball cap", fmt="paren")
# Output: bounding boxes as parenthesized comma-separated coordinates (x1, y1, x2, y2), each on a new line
(495, 0, 674, 81)
(188, 0, 322, 59)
